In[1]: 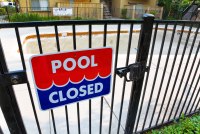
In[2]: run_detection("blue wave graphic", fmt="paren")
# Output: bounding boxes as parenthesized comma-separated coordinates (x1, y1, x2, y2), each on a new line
(37, 75, 111, 110)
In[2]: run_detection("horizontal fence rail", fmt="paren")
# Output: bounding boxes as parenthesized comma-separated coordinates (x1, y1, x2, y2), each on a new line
(0, 19, 199, 134)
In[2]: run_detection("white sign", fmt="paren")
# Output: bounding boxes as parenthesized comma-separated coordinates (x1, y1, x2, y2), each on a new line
(53, 8, 73, 16)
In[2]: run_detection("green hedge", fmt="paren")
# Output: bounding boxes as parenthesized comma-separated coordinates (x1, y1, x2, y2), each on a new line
(148, 114, 200, 134)
(10, 13, 60, 22)
(0, 8, 6, 15)
(121, 8, 127, 19)
(4, 6, 16, 14)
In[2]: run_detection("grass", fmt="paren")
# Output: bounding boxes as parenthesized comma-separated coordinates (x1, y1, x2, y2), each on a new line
(147, 114, 200, 134)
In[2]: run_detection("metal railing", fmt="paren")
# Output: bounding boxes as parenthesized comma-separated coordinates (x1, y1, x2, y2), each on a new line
(135, 20, 200, 133)
(20, 7, 103, 20)
(0, 15, 199, 134)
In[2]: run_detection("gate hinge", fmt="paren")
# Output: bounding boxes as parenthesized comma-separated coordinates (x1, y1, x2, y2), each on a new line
(0, 71, 27, 86)
(115, 62, 149, 82)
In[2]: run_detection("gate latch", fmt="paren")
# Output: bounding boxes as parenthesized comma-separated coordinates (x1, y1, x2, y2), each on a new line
(116, 62, 149, 81)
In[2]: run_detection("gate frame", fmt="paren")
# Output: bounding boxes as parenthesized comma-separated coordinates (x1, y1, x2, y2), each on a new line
(124, 14, 154, 134)
(0, 41, 26, 133)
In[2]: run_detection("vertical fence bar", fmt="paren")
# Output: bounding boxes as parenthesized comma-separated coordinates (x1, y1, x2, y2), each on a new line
(0, 126, 3, 134)
(185, 72, 200, 114)
(188, 73, 200, 113)
(161, 23, 185, 123)
(124, 14, 154, 134)
(0, 41, 26, 134)
(72, 24, 81, 134)
(35, 26, 57, 134)
(54, 25, 60, 52)
(51, 25, 60, 133)
(194, 94, 200, 110)
(108, 22, 121, 134)
(117, 23, 134, 134)
(88, 24, 92, 134)
(51, 110, 57, 134)
(55, 24, 71, 134)
(76, 104, 81, 134)
(168, 23, 193, 121)
(176, 25, 200, 117)
(155, 23, 177, 125)
(15, 27, 41, 134)
(99, 23, 107, 134)
(142, 23, 168, 130)
(134, 23, 159, 132)
(172, 24, 196, 118)
(65, 106, 70, 134)
(182, 59, 200, 114)
(35, 26, 43, 54)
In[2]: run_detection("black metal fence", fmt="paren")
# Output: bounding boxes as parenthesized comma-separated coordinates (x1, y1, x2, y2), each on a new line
(0, 15, 199, 134)
(134, 20, 200, 133)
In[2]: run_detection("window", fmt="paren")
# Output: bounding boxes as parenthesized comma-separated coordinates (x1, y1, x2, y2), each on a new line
(31, 0, 49, 11)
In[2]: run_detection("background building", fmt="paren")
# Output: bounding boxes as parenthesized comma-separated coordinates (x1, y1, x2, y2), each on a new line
(18, 0, 163, 19)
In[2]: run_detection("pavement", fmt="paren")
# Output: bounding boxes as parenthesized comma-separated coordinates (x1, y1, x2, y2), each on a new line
(0, 24, 199, 134)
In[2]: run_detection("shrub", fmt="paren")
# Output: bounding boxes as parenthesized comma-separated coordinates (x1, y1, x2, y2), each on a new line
(41, 15, 60, 21)
(148, 114, 200, 134)
(0, 7, 6, 15)
(71, 17, 96, 20)
(121, 8, 127, 19)
(72, 16, 83, 20)
(149, 10, 158, 16)
(157, 0, 165, 6)
(9, 13, 60, 22)
(3, 6, 16, 14)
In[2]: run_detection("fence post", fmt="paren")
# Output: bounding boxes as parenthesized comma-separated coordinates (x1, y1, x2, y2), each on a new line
(124, 14, 154, 134)
(0, 41, 26, 133)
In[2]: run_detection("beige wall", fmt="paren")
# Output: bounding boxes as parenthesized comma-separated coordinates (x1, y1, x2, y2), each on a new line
(19, 0, 103, 19)
(146, 0, 157, 6)
(112, 0, 158, 18)
(112, 0, 122, 17)
(19, 0, 100, 7)
(19, 0, 29, 7)
(91, 0, 100, 3)
(122, 0, 157, 7)
(19, 0, 156, 8)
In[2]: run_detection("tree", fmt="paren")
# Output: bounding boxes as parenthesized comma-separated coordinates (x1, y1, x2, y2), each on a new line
(157, 0, 173, 18)
(158, 0, 200, 19)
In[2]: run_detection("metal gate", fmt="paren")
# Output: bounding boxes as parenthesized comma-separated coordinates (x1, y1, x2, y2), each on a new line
(0, 15, 199, 134)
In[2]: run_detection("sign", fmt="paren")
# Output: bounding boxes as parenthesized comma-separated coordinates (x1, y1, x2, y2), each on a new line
(53, 7, 73, 16)
(30, 48, 113, 110)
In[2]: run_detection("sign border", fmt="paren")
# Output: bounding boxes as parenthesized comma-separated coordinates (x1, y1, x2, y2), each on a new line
(29, 47, 113, 110)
